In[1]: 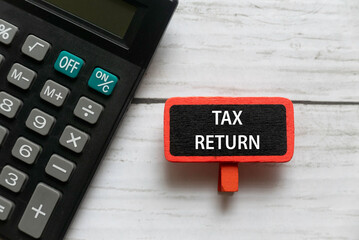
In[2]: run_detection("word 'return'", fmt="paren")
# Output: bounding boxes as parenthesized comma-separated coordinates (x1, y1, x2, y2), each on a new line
(195, 110, 260, 150)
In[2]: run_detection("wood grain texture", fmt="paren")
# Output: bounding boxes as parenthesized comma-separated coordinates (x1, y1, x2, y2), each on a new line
(135, 0, 359, 101)
(64, 0, 359, 239)
(65, 103, 359, 240)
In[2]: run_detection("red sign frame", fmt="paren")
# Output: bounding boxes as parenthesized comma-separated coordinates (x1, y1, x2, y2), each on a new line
(164, 97, 295, 163)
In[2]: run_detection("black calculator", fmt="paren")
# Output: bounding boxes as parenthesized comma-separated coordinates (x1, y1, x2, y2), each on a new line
(0, 0, 177, 239)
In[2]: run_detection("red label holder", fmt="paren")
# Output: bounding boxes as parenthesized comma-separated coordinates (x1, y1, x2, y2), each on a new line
(164, 97, 295, 192)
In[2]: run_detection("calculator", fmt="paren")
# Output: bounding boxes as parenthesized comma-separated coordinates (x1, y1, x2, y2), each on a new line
(0, 0, 177, 239)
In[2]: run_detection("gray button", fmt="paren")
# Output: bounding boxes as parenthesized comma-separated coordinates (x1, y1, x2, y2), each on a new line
(18, 183, 61, 239)
(26, 109, 56, 136)
(0, 92, 22, 119)
(0, 125, 8, 146)
(40, 80, 70, 107)
(0, 19, 18, 45)
(0, 165, 28, 193)
(7, 63, 37, 90)
(0, 54, 4, 65)
(45, 155, 75, 182)
(74, 97, 104, 124)
(21, 35, 51, 61)
(12, 137, 42, 165)
(59, 126, 89, 153)
(0, 195, 14, 221)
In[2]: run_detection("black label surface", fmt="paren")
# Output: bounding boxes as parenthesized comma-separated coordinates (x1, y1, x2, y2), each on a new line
(169, 105, 287, 156)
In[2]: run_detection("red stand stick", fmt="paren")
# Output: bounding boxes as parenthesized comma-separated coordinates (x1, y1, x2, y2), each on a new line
(218, 163, 239, 192)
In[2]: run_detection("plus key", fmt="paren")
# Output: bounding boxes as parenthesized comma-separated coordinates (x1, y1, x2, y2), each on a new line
(31, 204, 46, 219)
(18, 183, 61, 239)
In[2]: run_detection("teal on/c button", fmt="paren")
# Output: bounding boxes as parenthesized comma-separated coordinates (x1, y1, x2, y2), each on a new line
(88, 68, 118, 96)
(54, 51, 84, 78)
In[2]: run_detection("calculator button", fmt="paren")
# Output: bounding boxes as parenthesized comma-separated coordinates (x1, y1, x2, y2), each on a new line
(0, 19, 18, 45)
(18, 183, 61, 239)
(12, 137, 42, 165)
(0, 125, 8, 146)
(0, 195, 14, 221)
(54, 51, 84, 78)
(40, 80, 70, 107)
(0, 92, 22, 119)
(0, 54, 4, 65)
(26, 109, 56, 136)
(74, 97, 104, 124)
(21, 35, 51, 61)
(7, 63, 36, 90)
(88, 68, 118, 96)
(0, 165, 28, 193)
(45, 154, 75, 182)
(59, 126, 89, 153)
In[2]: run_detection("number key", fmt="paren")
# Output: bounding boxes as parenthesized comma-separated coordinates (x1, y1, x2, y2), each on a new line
(12, 137, 42, 165)
(0, 92, 22, 119)
(0, 165, 28, 193)
(26, 109, 56, 136)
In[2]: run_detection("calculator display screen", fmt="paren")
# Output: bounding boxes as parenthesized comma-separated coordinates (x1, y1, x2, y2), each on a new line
(42, 0, 137, 38)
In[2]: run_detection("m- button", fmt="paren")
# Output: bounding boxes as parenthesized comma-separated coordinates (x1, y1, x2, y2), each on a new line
(54, 51, 84, 78)
(7, 63, 36, 90)
(40, 80, 70, 107)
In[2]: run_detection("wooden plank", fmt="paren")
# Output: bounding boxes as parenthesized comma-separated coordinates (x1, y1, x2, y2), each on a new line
(65, 103, 359, 240)
(135, 0, 359, 101)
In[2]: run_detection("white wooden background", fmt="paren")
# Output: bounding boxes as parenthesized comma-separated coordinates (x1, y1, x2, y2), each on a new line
(66, 0, 359, 239)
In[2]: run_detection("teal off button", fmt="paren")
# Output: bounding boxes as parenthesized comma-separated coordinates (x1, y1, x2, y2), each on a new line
(88, 68, 118, 96)
(54, 51, 84, 78)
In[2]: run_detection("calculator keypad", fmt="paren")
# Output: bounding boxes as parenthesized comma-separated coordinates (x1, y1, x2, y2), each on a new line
(0, 195, 13, 221)
(21, 35, 51, 62)
(7, 63, 37, 90)
(0, 92, 22, 119)
(40, 80, 70, 107)
(0, 19, 18, 45)
(0, 14, 123, 239)
(25, 108, 56, 136)
(59, 126, 89, 153)
(12, 137, 42, 165)
(18, 183, 61, 239)
(0, 165, 28, 193)
(45, 155, 75, 182)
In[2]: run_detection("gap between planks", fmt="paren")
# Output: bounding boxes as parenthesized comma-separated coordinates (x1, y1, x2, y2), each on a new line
(132, 98, 359, 106)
